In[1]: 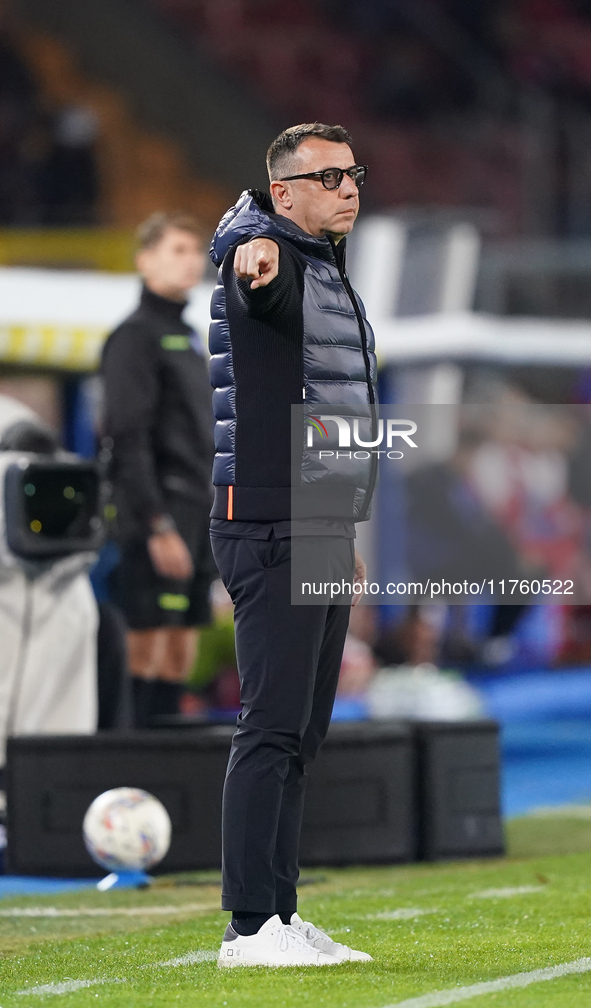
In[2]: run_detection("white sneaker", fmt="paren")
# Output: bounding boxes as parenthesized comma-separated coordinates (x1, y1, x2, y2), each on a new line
(290, 912, 373, 962)
(217, 914, 340, 967)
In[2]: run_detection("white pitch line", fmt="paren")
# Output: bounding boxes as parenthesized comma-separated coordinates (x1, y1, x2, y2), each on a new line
(380, 956, 591, 1008)
(17, 950, 218, 997)
(369, 908, 438, 921)
(155, 950, 217, 967)
(468, 886, 545, 900)
(0, 902, 219, 918)
(18, 978, 124, 997)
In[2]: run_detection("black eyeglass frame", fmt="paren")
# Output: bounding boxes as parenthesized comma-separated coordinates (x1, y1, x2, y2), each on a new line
(279, 164, 368, 190)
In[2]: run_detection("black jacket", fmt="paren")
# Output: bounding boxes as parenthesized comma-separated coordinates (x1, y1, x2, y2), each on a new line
(209, 189, 378, 522)
(101, 285, 214, 538)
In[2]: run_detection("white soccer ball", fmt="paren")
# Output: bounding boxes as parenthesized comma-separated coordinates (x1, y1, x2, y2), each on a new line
(83, 787, 171, 872)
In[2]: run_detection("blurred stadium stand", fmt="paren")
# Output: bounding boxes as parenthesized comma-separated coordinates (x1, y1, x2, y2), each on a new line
(0, 24, 228, 231)
(6, 0, 277, 226)
(149, 0, 591, 240)
(4, 0, 591, 241)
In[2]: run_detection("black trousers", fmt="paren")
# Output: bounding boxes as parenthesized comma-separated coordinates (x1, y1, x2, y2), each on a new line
(211, 533, 351, 913)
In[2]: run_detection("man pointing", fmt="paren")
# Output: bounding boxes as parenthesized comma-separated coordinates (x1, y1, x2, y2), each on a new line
(209, 124, 376, 967)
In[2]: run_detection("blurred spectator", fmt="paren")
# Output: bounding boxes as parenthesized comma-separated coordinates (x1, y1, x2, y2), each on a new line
(468, 401, 582, 583)
(0, 31, 38, 224)
(560, 408, 591, 662)
(337, 632, 376, 697)
(38, 106, 100, 225)
(0, 29, 100, 225)
(375, 606, 441, 667)
(366, 661, 484, 720)
(405, 427, 523, 589)
(479, 604, 530, 666)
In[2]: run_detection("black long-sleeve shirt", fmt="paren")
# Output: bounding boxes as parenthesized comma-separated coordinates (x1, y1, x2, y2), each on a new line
(210, 240, 355, 541)
(101, 285, 214, 539)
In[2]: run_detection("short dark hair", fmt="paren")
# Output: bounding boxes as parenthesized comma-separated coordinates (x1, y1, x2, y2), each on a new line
(137, 211, 204, 250)
(266, 123, 353, 181)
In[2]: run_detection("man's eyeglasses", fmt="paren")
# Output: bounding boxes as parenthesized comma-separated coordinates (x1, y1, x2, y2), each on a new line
(279, 165, 368, 190)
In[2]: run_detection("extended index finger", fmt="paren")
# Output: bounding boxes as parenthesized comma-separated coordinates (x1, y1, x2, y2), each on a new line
(249, 256, 279, 288)
(236, 246, 268, 279)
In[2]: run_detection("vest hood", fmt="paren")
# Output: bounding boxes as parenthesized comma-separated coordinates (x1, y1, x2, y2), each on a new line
(209, 189, 339, 266)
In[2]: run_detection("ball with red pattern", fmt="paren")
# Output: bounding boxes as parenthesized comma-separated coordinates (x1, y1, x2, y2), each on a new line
(83, 787, 171, 871)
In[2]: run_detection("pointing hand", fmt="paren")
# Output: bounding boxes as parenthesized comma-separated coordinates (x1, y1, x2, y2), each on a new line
(234, 238, 279, 289)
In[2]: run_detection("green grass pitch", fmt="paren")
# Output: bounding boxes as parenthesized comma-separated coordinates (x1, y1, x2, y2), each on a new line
(3, 812, 591, 1008)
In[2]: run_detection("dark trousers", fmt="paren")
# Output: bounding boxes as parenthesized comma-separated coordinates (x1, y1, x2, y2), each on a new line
(211, 533, 351, 913)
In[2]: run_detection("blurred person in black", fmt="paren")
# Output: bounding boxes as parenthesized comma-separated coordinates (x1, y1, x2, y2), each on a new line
(102, 212, 214, 727)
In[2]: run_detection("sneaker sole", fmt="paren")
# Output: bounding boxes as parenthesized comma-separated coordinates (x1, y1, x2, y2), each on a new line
(217, 957, 339, 968)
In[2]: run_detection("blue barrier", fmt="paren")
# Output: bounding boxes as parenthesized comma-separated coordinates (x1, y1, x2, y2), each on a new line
(470, 668, 591, 722)
(0, 876, 96, 898)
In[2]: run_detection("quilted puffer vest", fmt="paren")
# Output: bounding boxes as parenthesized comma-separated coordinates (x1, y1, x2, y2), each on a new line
(209, 189, 377, 522)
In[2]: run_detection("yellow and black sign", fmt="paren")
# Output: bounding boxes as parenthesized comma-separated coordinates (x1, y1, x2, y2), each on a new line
(0, 323, 107, 371)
